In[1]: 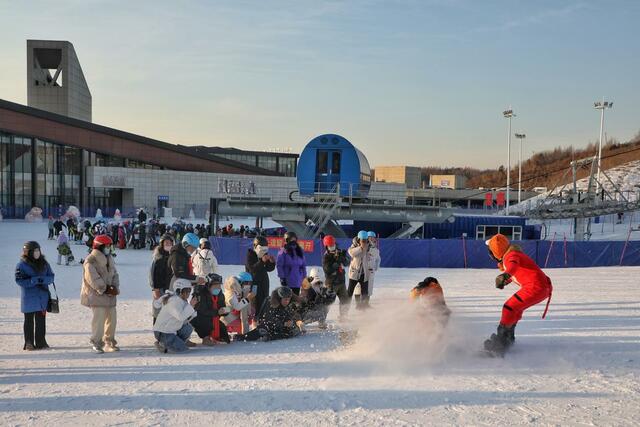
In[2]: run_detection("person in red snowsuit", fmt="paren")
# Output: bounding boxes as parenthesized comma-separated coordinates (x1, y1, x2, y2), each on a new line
(484, 234, 553, 355)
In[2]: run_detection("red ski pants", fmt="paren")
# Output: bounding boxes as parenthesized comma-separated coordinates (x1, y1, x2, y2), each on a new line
(500, 286, 551, 327)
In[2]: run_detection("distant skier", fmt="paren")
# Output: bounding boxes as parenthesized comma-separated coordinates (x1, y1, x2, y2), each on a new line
(483, 234, 553, 356)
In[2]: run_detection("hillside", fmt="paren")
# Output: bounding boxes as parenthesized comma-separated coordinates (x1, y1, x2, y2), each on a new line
(466, 132, 640, 190)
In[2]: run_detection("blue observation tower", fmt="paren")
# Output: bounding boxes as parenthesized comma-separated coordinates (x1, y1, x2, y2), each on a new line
(297, 134, 371, 198)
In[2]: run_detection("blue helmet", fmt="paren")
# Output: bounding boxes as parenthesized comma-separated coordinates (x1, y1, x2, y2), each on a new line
(367, 231, 377, 238)
(181, 232, 200, 248)
(236, 271, 253, 283)
(357, 230, 368, 240)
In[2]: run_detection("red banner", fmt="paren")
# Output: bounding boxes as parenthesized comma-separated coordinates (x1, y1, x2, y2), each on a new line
(484, 193, 493, 207)
(496, 192, 505, 207)
(267, 237, 315, 253)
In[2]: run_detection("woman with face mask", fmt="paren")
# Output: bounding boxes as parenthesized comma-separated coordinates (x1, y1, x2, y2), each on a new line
(81, 234, 121, 354)
(190, 273, 230, 345)
(15, 241, 55, 350)
(149, 234, 175, 324)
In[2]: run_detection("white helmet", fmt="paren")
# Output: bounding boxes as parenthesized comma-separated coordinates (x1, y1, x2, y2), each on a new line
(174, 278, 192, 293)
(309, 267, 323, 280)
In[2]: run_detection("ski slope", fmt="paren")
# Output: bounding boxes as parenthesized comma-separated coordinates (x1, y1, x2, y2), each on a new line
(0, 222, 639, 426)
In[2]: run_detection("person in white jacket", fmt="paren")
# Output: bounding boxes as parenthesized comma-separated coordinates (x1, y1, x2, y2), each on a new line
(153, 279, 197, 353)
(365, 231, 381, 302)
(347, 230, 372, 310)
(220, 275, 254, 334)
(192, 238, 219, 277)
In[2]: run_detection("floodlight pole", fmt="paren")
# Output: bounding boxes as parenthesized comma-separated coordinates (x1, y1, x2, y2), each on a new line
(503, 108, 515, 214)
(515, 133, 526, 204)
(594, 97, 612, 197)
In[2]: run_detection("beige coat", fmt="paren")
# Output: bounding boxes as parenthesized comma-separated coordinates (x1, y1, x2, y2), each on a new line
(348, 244, 371, 282)
(81, 249, 120, 307)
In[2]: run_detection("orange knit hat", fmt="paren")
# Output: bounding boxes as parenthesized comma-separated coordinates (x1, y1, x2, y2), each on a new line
(486, 234, 510, 260)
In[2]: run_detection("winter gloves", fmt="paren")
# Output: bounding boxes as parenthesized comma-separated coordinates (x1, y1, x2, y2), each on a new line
(495, 273, 512, 289)
(104, 285, 120, 296)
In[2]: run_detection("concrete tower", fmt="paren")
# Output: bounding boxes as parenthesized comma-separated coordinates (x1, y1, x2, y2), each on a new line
(27, 40, 92, 122)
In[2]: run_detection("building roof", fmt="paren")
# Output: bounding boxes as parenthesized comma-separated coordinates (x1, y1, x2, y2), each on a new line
(0, 98, 285, 175)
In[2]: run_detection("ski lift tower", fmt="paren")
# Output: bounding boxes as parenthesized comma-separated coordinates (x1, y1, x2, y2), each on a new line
(526, 155, 639, 240)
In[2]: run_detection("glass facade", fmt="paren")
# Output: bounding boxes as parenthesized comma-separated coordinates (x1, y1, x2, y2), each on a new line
(0, 131, 164, 218)
(0, 129, 297, 218)
(216, 152, 297, 177)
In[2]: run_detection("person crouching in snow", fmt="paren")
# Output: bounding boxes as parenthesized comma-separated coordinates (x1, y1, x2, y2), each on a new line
(190, 273, 231, 345)
(56, 231, 73, 265)
(299, 268, 336, 329)
(81, 235, 120, 354)
(484, 234, 553, 356)
(220, 274, 254, 335)
(410, 277, 451, 328)
(153, 279, 198, 353)
(235, 286, 304, 342)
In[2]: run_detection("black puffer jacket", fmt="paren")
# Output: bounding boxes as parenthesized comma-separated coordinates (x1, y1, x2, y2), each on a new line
(258, 289, 301, 340)
(167, 244, 196, 281)
(323, 248, 349, 287)
(245, 249, 275, 317)
(149, 248, 171, 291)
(190, 284, 230, 341)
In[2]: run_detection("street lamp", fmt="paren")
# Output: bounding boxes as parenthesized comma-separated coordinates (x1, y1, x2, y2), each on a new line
(593, 98, 612, 196)
(514, 133, 526, 204)
(503, 108, 516, 214)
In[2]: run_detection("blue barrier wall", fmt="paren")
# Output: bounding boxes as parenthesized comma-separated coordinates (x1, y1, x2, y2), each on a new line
(209, 237, 640, 268)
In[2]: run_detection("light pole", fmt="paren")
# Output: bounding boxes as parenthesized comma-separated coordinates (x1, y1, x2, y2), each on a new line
(593, 98, 612, 196)
(503, 108, 515, 214)
(515, 133, 526, 204)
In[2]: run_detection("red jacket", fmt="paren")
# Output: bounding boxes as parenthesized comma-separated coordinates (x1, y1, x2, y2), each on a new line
(500, 248, 552, 292)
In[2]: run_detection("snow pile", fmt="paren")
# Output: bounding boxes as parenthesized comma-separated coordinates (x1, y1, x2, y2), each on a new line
(24, 207, 43, 222)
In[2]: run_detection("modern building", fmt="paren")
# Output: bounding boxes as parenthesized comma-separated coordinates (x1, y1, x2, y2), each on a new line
(0, 98, 298, 218)
(373, 166, 422, 188)
(0, 39, 304, 219)
(430, 174, 467, 189)
(27, 40, 92, 122)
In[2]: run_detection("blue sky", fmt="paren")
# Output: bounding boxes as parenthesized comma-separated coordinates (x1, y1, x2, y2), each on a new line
(1, 0, 639, 169)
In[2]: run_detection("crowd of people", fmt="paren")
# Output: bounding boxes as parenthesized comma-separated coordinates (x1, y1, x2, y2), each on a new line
(18, 215, 552, 357)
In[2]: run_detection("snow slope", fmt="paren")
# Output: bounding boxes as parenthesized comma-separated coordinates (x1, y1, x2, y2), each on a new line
(0, 222, 639, 426)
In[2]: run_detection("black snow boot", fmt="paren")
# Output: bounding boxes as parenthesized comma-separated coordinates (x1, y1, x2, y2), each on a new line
(483, 324, 515, 356)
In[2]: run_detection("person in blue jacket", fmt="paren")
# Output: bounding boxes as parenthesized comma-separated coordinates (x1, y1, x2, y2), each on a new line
(15, 241, 55, 351)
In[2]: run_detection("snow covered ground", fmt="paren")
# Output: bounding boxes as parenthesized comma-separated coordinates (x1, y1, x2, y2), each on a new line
(1, 222, 639, 426)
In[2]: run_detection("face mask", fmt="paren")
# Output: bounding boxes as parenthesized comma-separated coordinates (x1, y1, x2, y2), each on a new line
(33, 249, 41, 260)
(211, 288, 221, 296)
(102, 247, 111, 256)
(328, 246, 336, 252)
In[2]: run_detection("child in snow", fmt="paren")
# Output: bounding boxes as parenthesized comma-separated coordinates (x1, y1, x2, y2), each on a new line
(299, 268, 336, 329)
(190, 273, 231, 345)
(220, 273, 254, 334)
(153, 279, 198, 353)
(56, 231, 74, 265)
(484, 234, 553, 356)
(322, 235, 350, 320)
(192, 238, 219, 277)
(410, 277, 451, 327)
(234, 286, 304, 342)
